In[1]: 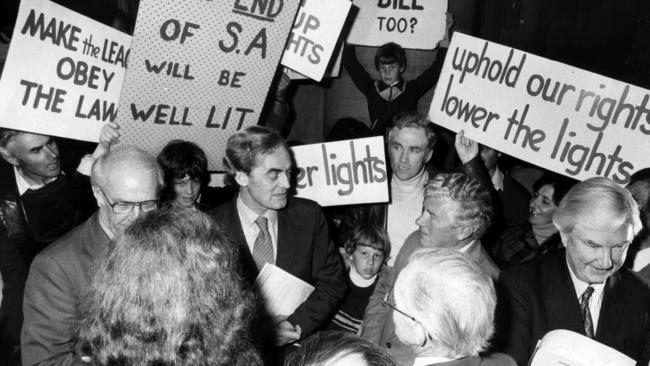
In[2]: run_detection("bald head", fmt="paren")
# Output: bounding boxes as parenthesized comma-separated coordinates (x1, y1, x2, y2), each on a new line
(91, 145, 163, 237)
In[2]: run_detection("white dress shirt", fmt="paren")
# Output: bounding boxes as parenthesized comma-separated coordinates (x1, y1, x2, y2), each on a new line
(567, 260, 606, 334)
(236, 196, 278, 263)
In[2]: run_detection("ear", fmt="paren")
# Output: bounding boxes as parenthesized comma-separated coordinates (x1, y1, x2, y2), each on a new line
(91, 186, 106, 207)
(456, 225, 473, 242)
(424, 146, 434, 164)
(400, 65, 406, 74)
(0, 146, 18, 166)
(234, 171, 249, 187)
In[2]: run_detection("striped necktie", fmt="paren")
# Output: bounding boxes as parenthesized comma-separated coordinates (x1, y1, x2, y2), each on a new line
(253, 216, 273, 270)
(580, 286, 595, 338)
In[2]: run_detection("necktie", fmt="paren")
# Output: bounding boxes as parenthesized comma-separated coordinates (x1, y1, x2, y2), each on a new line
(253, 216, 273, 270)
(580, 286, 595, 338)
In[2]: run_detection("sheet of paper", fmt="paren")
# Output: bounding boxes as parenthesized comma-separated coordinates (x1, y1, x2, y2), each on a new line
(529, 329, 634, 366)
(255, 263, 315, 317)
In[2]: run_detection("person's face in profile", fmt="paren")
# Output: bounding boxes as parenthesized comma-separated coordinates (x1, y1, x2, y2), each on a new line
(388, 127, 432, 182)
(529, 184, 558, 227)
(1, 133, 60, 184)
(416, 195, 462, 248)
(237, 146, 292, 215)
(562, 219, 633, 284)
(173, 174, 201, 208)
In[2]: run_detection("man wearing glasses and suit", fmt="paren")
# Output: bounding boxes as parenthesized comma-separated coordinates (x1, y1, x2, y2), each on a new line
(21, 146, 163, 366)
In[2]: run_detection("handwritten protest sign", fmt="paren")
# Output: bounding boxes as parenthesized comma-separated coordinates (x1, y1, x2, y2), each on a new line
(286, 47, 342, 80)
(0, 0, 130, 142)
(116, 0, 300, 170)
(281, 0, 351, 81)
(429, 33, 650, 184)
(347, 0, 446, 50)
(291, 136, 389, 206)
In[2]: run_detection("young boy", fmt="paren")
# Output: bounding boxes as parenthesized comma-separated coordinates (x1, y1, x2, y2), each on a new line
(342, 14, 452, 135)
(327, 225, 391, 334)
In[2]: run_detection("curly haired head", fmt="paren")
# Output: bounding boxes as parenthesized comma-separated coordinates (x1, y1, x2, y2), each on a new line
(77, 208, 261, 366)
(424, 173, 494, 240)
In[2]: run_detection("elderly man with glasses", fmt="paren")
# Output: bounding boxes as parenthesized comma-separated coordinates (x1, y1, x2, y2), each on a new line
(21, 145, 163, 366)
(390, 248, 515, 366)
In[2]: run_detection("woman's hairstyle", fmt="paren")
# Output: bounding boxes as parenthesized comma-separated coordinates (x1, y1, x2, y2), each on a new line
(77, 208, 261, 366)
(284, 331, 397, 366)
(157, 140, 209, 204)
(424, 173, 494, 240)
(553, 176, 642, 235)
(374, 42, 406, 70)
(395, 248, 496, 359)
(344, 224, 391, 262)
(532, 172, 577, 206)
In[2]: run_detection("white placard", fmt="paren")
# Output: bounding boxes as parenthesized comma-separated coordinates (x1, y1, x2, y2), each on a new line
(281, 0, 351, 81)
(0, 0, 130, 142)
(347, 0, 446, 50)
(429, 33, 650, 184)
(291, 136, 389, 207)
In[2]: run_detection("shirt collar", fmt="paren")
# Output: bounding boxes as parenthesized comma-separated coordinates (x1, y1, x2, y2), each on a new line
(14, 166, 59, 195)
(491, 168, 504, 191)
(376, 79, 405, 92)
(413, 356, 454, 366)
(566, 258, 606, 297)
(236, 195, 277, 228)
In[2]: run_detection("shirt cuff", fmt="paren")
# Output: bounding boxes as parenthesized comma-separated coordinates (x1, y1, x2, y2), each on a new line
(76, 155, 94, 176)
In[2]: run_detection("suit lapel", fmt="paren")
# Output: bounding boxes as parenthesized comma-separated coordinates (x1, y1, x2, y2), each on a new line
(275, 202, 297, 270)
(220, 198, 258, 282)
(595, 272, 624, 344)
(543, 254, 584, 334)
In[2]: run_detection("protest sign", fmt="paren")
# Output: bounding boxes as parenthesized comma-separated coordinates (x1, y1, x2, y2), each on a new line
(286, 45, 343, 81)
(429, 33, 650, 184)
(291, 136, 389, 206)
(347, 0, 446, 50)
(116, 0, 300, 170)
(0, 0, 130, 142)
(281, 0, 351, 82)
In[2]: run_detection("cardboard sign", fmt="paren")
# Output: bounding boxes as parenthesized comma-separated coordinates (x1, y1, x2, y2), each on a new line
(429, 33, 650, 184)
(347, 0, 446, 50)
(286, 46, 342, 80)
(281, 0, 350, 81)
(116, 0, 300, 170)
(0, 0, 130, 142)
(291, 136, 389, 206)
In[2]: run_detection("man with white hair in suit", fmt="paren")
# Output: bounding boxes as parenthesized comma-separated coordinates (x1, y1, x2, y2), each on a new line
(390, 248, 515, 366)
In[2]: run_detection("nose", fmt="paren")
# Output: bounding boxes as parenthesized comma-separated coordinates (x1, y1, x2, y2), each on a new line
(44, 144, 58, 159)
(279, 172, 291, 189)
(181, 183, 193, 196)
(530, 196, 540, 209)
(399, 150, 408, 163)
(416, 211, 426, 227)
(596, 247, 613, 269)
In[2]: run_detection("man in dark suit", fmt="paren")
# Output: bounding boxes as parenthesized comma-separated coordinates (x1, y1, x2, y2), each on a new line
(496, 177, 650, 366)
(210, 126, 346, 346)
(21, 146, 162, 365)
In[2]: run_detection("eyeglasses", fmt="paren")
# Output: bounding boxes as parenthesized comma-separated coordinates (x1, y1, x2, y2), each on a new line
(383, 289, 433, 343)
(99, 189, 158, 214)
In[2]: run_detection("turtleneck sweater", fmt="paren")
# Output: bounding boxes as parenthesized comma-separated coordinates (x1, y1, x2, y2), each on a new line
(386, 168, 428, 266)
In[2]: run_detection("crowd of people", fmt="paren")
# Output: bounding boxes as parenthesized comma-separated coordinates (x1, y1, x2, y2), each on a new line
(2, 7, 650, 366)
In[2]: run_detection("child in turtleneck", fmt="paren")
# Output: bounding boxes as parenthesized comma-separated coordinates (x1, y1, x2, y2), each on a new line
(327, 225, 391, 334)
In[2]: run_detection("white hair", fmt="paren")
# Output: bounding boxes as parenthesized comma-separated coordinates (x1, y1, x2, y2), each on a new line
(90, 145, 163, 190)
(395, 248, 496, 358)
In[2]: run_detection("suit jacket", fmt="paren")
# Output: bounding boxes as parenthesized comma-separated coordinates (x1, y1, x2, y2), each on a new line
(495, 249, 650, 366)
(361, 231, 500, 366)
(210, 196, 347, 338)
(419, 353, 517, 366)
(21, 213, 109, 366)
